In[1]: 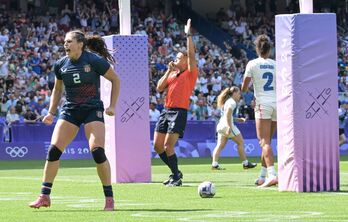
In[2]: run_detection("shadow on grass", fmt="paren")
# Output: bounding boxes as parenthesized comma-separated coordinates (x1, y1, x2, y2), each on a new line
(151, 181, 241, 187)
(331, 190, 348, 193)
(152, 157, 262, 166)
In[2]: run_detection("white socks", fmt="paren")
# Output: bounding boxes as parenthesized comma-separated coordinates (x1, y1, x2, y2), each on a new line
(267, 166, 277, 177)
(212, 161, 219, 167)
(242, 160, 248, 165)
(260, 166, 267, 178)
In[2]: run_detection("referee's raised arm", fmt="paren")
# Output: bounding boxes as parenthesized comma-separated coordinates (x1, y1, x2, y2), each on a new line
(185, 19, 197, 72)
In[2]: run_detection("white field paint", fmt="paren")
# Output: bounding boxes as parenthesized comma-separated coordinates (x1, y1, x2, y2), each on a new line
(131, 211, 323, 222)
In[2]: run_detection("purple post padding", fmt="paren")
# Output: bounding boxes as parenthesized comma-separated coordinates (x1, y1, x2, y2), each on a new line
(102, 35, 151, 183)
(276, 13, 339, 192)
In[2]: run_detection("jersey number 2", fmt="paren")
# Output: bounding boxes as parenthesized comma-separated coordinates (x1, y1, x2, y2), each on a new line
(262, 72, 274, 91)
(73, 73, 81, 84)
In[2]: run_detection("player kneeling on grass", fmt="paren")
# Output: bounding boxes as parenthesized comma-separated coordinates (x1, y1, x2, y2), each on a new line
(29, 30, 120, 211)
(211, 86, 257, 170)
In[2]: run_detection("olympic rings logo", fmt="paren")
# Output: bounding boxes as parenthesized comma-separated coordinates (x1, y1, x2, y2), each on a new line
(5, 146, 28, 158)
(233, 143, 255, 154)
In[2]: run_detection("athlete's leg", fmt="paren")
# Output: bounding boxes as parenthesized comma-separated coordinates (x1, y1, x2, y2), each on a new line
(154, 110, 170, 168)
(231, 134, 246, 161)
(30, 120, 79, 208)
(256, 119, 274, 167)
(164, 133, 182, 186)
(256, 118, 277, 187)
(84, 120, 114, 211)
(154, 132, 170, 166)
(212, 133, 228, 170)
(84, 121, 110, 185)
(43, 120, 79, 183)
(231, 133, 257, 169)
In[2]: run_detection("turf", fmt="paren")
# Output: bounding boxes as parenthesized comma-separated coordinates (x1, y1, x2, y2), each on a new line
(1, 157, 348, 222)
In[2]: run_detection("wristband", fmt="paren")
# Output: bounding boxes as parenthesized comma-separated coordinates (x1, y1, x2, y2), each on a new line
(49, 111, 55, 116)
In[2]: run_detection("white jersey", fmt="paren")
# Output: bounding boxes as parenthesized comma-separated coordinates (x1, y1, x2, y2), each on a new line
(217, 98, 240, 137)
(221, 98, 237, 126)
(245, 57, 276, 104)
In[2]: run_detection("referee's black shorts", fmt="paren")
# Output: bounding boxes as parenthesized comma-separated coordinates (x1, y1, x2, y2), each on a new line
(155, 108, 187, 138)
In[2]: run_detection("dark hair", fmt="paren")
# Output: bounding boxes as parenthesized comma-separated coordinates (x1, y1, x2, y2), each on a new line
(254, 34, 271, 57)
(68, 30, 115, 64)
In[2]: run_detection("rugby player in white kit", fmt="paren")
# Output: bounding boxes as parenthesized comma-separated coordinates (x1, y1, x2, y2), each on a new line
(241, 34, 278, 187)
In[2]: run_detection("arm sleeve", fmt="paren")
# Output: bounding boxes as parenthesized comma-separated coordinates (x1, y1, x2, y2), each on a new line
(91, 54, 111, 76)
(244, 61, 253, 78)
(53, 61, 62, 80)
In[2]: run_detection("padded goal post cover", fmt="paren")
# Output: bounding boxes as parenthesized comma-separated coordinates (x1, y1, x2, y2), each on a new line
(101, 35, 151, 183)
(276, 13, 339, 192)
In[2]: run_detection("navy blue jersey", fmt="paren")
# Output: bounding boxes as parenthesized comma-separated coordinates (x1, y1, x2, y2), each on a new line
(54, 51, 110, 110)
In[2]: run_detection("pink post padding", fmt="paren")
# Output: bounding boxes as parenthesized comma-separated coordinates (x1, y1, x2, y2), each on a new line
(102, 35, 151, 183)
(276, 13, 339, 192)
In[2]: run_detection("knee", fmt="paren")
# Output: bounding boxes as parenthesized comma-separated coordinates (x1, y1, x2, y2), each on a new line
(215, 142, 226, 150)
(91, 147, 107, 164)
(154, 142, 163, 151)
(259, 138, 270, 148)
(236, 138, 244, 146)
(46, 145, 63, 162)
(163, 143, 173, 151)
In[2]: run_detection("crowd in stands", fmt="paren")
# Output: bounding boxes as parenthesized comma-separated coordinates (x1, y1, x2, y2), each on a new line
(0, 0, 347, 131)
(212, 0, 348, 105)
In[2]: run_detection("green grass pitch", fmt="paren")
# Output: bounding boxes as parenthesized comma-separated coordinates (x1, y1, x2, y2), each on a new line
(1, 157, 348, 222)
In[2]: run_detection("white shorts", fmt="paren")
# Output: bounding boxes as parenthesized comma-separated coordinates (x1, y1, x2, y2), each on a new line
(216, 121, 240, 138)
(255, 103, 277, 121)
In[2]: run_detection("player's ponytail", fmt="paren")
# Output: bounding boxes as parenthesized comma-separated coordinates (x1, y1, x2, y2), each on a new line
(86, 35, 115, 64)
(68, 29, 115, 64)
(255, 34, 271, 57)
(217, 86, 239, 108)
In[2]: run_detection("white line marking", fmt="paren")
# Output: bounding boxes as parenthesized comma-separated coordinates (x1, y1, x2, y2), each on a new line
(131, 211, 324, 221)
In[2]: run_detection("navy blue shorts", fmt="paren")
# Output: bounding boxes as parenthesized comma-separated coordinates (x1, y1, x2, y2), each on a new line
(59, 108, 104, 127)
(155, 108, 187, 138)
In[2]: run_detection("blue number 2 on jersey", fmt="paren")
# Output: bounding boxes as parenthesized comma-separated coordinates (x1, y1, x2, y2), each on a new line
(262, 72, 274, 91)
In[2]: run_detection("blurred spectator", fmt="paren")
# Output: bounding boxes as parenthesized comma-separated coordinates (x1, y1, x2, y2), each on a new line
(207, 90, 216, 105)
(149, 102, 160, 121)
(5, 94, 17, 111)
(34, 98, 46, 116)
(195, 99, 209, 120)
(23, 108, 39, 124)
(0, 95, 8, 116)
(209, 101, 221, 122)
(6, 106, 19, 125)
(211, 71, 222, 93)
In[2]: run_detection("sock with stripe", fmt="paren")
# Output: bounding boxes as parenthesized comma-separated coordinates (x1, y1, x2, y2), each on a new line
(103, 185, 113, 197)
(41, 182, 53, 195)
